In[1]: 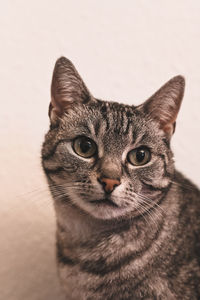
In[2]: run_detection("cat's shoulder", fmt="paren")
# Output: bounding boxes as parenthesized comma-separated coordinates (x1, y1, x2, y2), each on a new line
(174, 170, 199, 191)
(174, 170, 200, 205)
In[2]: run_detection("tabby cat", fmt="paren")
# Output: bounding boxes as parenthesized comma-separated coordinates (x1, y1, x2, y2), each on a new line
(42, 57, 200, 299)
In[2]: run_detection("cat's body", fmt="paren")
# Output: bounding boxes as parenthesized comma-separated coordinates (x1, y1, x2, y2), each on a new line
(42, 57, 200, 299)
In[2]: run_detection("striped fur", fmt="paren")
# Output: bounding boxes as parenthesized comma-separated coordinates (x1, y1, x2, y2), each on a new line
(42, 57, 200, 299)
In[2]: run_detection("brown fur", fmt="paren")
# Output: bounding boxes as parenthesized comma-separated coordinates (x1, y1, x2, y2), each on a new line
(42, 57, 200, 299)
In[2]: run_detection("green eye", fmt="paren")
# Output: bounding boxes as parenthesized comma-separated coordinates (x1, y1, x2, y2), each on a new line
(127, 147, 151, 166)
(72, 136, 97, 158)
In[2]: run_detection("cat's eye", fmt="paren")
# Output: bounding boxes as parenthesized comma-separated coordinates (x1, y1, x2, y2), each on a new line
(72, 136, 97, 158)
(127, 147, 151, 166)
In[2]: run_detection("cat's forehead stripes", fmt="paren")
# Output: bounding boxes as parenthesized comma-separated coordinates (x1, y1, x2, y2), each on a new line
(62, 101, 137, 140)
(97, 101, 136, 137)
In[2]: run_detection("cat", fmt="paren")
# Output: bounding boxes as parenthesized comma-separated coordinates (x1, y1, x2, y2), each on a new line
(42, 57, 200, 299)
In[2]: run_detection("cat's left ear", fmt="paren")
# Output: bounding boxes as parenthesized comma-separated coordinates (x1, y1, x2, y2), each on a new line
(138, 76, 185, 137)
(49, 57, 95, 125)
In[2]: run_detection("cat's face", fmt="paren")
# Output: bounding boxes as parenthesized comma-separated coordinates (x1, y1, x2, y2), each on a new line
(42, 57, 185, 220)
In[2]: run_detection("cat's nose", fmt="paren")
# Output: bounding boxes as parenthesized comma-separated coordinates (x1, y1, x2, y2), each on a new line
(98, 177, 121, 194)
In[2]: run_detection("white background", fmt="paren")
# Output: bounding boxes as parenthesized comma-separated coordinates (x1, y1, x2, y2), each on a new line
(0, 1, 200, 299)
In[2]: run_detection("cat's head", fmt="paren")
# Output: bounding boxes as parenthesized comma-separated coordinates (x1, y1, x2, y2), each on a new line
(42, 57, 185, 220)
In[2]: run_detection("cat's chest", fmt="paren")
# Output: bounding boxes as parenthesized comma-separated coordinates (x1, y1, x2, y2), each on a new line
(58, 262, 175, 300)
(57, 228, 167, 299)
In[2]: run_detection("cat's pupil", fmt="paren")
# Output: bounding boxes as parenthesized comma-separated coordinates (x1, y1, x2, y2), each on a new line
(136, 149, 145, 162)
(80, 140, 92, 153)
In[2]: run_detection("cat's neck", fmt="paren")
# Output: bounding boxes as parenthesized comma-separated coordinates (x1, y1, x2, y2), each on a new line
(54, 194, 169, 248)
(55, 200, 132, 241)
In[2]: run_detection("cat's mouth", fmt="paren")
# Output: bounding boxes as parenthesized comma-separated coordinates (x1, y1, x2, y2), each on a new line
(89, 198, 119, 208)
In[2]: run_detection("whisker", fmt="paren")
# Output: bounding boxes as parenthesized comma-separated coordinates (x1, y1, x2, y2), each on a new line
(137, 200, 159, 227)
(117, 190, 164, 217)
(140, 199, 162, 227)
(135, 204, 151, 227)
(137, 193, 164, 215)
(169, 180, 197, 191)
(116, 192, 162, 226)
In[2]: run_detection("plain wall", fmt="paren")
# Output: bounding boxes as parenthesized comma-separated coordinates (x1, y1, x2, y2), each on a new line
(1, 1, 200, 299)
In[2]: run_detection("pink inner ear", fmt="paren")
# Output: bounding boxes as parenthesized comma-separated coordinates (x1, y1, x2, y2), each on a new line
(159, 111, 178, 135)
(162, 104, 180, 135)
(140, 75, 185, 137)
(49, 94, 70, 125)
(48, 96, 63, 124)
(163, 123, 174, 136)
(49, 57, 94, 125)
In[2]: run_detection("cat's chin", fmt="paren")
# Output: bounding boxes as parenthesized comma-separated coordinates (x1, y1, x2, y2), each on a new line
(79, 198, 134, 220)
(87, 204, 131, 220)
(89, 198, 119, 208)
(76, 195, 161, 220)
(68, 193, 150, 220)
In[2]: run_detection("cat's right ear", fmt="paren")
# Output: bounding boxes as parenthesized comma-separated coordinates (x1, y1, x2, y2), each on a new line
(49, 57, 94, 125)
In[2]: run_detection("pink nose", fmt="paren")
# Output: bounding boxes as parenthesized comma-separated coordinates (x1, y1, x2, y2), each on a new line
(98, 177, 121, 194)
